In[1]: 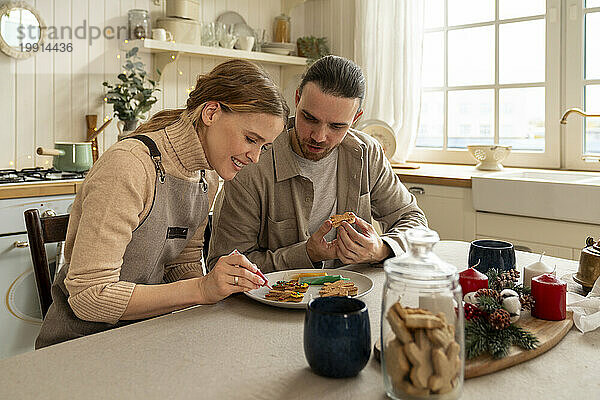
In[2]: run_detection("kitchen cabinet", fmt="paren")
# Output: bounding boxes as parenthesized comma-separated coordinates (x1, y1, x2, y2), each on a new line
(404, 183, 476, 242)
(0, 193, 74, 360)
(401, 178, 599, 261)
(476, 211, 598, 261)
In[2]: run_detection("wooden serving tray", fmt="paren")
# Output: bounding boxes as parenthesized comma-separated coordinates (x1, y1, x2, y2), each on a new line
(465, 311, 573, 378)
(374, 311, 573, 379)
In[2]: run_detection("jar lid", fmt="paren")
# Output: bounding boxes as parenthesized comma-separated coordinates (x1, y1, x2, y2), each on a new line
(384, 228, 457, 282)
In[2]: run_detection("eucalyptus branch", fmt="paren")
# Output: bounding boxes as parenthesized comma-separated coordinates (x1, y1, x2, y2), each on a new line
(102, 47, 161, 122)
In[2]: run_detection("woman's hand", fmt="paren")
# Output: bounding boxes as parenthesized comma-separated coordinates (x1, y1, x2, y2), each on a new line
(197, 253, 266, 304)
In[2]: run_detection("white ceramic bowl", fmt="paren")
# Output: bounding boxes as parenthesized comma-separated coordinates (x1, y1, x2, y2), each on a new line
(467, 145, 512, 170)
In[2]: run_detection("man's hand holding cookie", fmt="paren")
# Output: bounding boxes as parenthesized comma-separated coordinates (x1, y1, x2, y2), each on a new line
(335, 214, 391, 264)
(306, 219, 338, 263)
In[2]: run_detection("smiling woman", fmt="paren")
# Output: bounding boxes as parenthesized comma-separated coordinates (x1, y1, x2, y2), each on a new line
(35, 59, 289, 348)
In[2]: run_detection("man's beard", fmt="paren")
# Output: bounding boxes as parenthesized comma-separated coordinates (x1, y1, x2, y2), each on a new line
(293, 129, 332, 161)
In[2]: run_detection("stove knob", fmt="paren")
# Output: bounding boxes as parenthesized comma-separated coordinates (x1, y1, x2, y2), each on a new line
(41, 209, 57, 218)
(14, 241, 29, 248)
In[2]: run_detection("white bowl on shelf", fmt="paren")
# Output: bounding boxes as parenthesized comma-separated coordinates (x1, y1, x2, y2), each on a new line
(467, 145, 512, 171)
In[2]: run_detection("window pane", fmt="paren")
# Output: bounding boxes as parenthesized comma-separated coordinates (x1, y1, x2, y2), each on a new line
(448, 26, 494, 86)
(499, 0, 545, 20)
(422, 32, 444, 87)
(448, 0, 494, 26)
(448, 90, 494, 148)
(586, 12, 600, 80)
(499, 87, 545, 151)
(424, 0, 444, 29)
(417, 91, 444, 148)
(500, 20, 545, 84)
(586, 0, 600, 8)
(585, 85, 600, 154)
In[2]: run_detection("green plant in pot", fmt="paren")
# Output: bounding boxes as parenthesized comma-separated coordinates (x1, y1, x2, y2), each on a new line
(296, 36, 330, 65)
(102, 47, 160, 140)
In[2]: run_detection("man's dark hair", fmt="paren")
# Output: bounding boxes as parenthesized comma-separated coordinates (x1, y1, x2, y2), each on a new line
(298, 55, 366, 109)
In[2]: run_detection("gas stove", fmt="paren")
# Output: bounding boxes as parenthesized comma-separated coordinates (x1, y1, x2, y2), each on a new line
(0, 167, 87, 184)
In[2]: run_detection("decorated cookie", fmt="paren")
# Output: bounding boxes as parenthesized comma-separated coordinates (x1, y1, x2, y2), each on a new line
(329, 212, 356, 228)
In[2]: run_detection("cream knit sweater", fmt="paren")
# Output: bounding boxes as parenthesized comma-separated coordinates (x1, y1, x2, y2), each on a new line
(63, 114, 219, 324)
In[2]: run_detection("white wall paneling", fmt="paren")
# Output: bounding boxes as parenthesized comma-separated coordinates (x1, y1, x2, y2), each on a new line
(302, 0, 355, 60)
(1, 0, 293, 169)
(0, 20, 16, 168)
(34, 0, 55, 168)
(52, 0, 72, 145)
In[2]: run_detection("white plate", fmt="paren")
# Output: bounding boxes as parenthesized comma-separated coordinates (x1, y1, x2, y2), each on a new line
(233, 22, 254, 38)
(215, 11, 246, 27)
(263, 41, 296, 50)
(355, 119, 397, 160)
(244, 269, 374, 309)
(261, 47, 291, 55)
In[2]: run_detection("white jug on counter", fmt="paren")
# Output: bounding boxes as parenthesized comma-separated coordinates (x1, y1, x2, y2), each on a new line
(117, 119, 139, 141)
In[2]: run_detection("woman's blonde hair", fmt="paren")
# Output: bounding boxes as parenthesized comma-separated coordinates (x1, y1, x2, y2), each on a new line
(135, 59, 289, 134)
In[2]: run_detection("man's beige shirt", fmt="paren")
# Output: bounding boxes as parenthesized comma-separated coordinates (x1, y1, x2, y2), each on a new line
(207, 127, 428, 273)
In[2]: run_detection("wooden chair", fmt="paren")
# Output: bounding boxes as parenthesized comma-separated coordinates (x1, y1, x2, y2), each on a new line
(24, 209, 69, 318)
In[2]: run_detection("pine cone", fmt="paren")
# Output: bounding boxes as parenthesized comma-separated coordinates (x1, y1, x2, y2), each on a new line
(489, 309, 511, 330)
(475, 288, 501, 303)
(498, 269, 520, 289)
(464, 302, 484, 320)
(520, 294, 535, 310)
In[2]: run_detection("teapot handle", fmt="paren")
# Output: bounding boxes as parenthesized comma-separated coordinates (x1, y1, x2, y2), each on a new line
(36, 147, 65, 157)
(586, 237, 596, 247)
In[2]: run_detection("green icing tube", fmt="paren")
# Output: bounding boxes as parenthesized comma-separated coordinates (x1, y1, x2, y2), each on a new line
(299, 275, 349, 285)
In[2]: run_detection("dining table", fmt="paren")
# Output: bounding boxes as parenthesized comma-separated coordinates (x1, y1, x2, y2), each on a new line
(0, 241, 598, 399)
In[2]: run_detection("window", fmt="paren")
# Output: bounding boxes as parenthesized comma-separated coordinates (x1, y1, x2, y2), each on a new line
(413, 0, 561, 168)
(565, 0, 600, 170)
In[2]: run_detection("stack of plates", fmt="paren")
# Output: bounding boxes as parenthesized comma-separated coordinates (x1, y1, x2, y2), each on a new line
(261, 42, 296, 56)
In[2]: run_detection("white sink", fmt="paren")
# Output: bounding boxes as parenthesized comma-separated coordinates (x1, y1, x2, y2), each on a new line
(472, 170, 600, 224)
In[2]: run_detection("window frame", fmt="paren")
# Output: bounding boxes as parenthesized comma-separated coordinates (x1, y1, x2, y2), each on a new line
(410, 0, 561, 169)
(564, 0, 600, 171)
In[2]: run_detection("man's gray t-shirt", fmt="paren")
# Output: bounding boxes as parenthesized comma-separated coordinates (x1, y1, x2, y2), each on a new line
(293, 147, 339, 246)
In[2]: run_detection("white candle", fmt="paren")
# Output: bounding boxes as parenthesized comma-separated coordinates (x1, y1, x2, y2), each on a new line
(523, 253, 555, 289)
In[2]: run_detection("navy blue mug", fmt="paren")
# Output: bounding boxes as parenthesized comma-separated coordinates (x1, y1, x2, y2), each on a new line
(303, 297, 371, 378)
(468, 239, 516, 273)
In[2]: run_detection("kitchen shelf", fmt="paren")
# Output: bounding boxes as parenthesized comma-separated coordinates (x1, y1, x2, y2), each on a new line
(120, 39, 308, 79)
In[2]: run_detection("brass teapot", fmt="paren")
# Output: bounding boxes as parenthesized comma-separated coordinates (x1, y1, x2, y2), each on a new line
(574, 237, 600, 293)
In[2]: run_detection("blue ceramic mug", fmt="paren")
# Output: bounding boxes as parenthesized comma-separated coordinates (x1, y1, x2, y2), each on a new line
(468, 239, 516, 273)
(303, 297, 371, 378)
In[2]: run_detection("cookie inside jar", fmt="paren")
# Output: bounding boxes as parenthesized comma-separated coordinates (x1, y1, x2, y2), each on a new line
(380, 228, 464, 400)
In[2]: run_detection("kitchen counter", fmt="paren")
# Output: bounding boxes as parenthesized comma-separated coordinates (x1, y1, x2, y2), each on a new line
(0, 180, 82, 200)
(392, 163, 600, 188)
(0, 241, 597, 399)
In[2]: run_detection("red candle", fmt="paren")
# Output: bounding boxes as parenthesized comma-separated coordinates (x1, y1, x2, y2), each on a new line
(531, 274, 567, 321)
(459, 267, 489, 295)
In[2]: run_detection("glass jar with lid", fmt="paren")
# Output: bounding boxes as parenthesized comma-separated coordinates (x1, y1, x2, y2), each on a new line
(128, 9, 150, 40)
(273, 14, 290, 43)
(381, 228, 464, 400)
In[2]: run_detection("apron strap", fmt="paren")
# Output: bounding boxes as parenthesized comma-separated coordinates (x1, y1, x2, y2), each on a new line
(127, 135, 166, 183)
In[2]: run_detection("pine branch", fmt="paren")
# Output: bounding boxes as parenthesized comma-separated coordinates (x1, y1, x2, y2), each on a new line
(511, 284, 531, 296)
(476, 295, 501, 313)
(508, 324, 539, 350)
(465, 316, 539, 360)
(487, 328, 512, 359)
(465, 319, 489, 359)
(486, 268, 501, 290)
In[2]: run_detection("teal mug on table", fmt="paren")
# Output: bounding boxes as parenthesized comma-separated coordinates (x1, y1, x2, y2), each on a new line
(36, 142, 93, 172)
